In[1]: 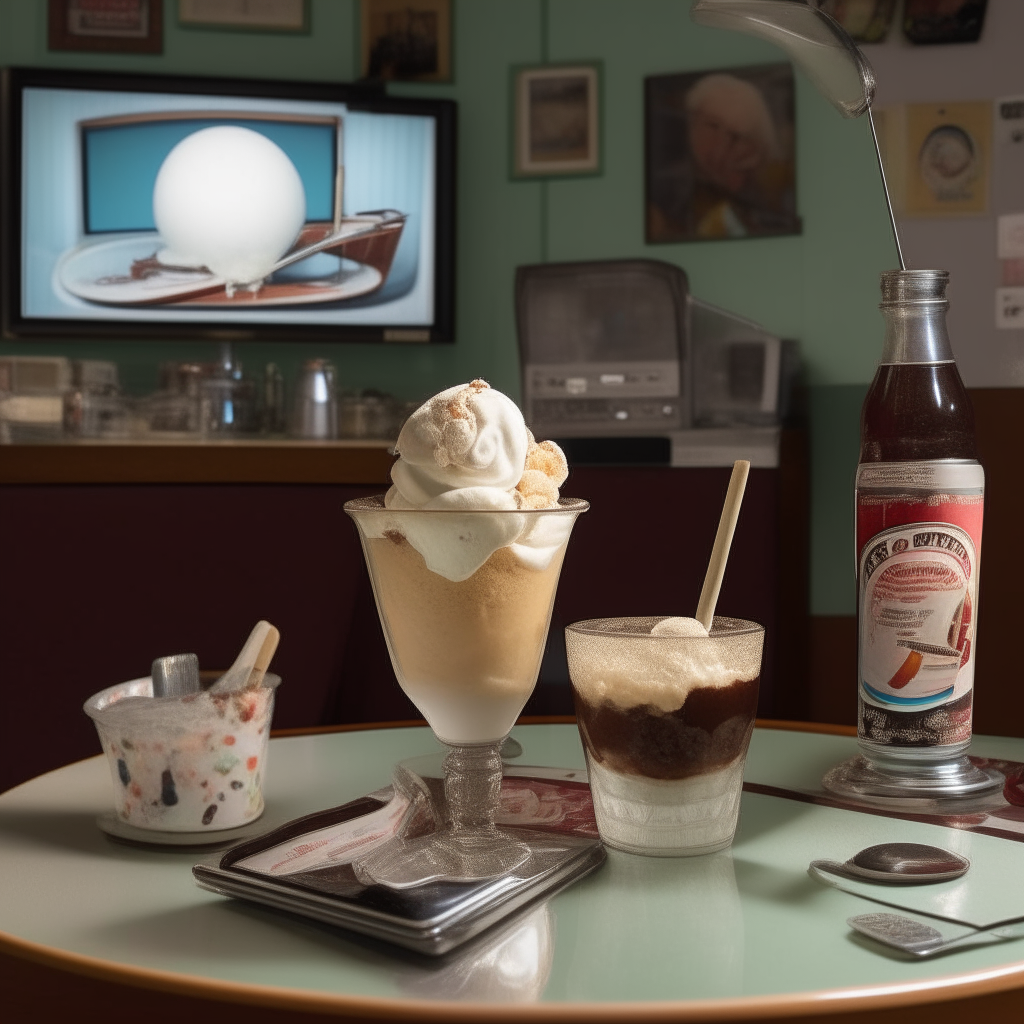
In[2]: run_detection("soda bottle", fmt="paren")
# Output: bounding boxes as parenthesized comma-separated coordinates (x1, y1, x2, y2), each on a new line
(826, 269, 1000, 798)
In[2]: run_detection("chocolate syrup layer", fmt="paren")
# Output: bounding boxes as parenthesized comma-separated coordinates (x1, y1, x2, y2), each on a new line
(572, 676, 760, 781)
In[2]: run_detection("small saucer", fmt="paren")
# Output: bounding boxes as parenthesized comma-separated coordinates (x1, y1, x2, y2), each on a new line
(96, 811, 266, 848)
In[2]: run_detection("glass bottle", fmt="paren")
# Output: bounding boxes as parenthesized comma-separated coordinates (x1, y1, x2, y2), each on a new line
(825, 269, 1000, 799)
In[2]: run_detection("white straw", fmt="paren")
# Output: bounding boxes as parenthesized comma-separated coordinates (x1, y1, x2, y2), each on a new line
(696, 460, 750, 632)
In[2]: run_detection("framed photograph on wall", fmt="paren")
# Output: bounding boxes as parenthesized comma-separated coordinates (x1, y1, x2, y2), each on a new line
(178, 0, 309, 34)
(360, 0, 452, 82)
(814, 0, 896, 43)
(511, 64, 601, 179)
(48, 0, 163, 53)
(903, 0, 988, 45)
(645, 63, 800, 243)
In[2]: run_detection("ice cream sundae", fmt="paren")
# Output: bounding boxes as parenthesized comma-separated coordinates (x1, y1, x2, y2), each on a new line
(566, 616, 763, 855)
(344, 381, 586, 885)
(346, 380, 586, 745)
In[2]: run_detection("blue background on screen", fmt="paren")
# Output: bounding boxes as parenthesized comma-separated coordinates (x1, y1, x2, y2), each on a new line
(21, 87, 437, 324)
(84, 120, 337, 232)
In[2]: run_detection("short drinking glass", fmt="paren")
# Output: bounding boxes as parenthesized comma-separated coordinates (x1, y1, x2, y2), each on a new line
(566, 616, 764, 856)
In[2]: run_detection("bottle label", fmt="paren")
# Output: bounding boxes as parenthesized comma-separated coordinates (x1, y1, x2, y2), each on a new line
(856, 461, 983, 718)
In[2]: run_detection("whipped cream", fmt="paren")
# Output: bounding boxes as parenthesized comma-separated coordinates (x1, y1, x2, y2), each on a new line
(372, 381, 571, 581)
(650, 617, 709, 638)
(567, 618, 761, 714)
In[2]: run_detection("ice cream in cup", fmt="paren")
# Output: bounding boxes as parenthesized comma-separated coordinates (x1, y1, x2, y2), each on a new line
(85, 673, 280, 832)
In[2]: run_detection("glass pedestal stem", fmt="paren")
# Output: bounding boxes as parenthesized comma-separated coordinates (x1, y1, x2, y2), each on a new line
(353, 739, 531, 888)
(444, 742, 504, 831)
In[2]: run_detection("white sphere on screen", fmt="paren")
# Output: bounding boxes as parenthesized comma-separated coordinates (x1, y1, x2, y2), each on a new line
(152, 125, 306, 286)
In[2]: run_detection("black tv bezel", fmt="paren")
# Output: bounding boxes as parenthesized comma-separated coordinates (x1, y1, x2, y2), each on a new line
(0, 66, 456, 344)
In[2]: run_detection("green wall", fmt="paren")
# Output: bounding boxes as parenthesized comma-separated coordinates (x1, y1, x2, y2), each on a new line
(0, 0, 893, 614)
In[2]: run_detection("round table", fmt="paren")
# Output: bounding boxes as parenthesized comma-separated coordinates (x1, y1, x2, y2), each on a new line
(3, 722, 1024, 1022)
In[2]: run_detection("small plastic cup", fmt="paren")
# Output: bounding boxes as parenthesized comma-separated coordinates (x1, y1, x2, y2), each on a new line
(84, 673, 280, 832)
(566, 617, 764, 856)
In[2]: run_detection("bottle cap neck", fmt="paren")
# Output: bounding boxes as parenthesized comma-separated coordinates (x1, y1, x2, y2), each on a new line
(878, 269, 955, 364)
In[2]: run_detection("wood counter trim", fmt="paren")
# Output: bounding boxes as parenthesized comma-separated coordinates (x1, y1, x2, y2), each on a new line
(270, 718, 855, 738)
(0, 442, 396, 485)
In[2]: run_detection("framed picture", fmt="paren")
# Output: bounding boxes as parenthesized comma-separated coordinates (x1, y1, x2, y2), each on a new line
(511, 64, 601, 179)
(178, 0, 309, 34)
(815, 0, 897, 43)
(906, 101, 991, 215)
(48, 0, 163, 53)
(645, 63, 800, 244)
(903, 0, 988, 45)
(360, 0, 452, 83)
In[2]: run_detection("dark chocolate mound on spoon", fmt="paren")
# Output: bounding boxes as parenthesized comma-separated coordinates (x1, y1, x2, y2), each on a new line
(850, 843, 969, 880)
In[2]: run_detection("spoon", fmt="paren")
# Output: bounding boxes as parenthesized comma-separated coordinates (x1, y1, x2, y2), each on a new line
(811, 843, 970, 885)
(208, 620, 280, 695)
(849, 912, 1024, 958)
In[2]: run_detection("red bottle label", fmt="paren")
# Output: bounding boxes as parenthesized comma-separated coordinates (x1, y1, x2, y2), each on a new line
(856, 462, 983, 718)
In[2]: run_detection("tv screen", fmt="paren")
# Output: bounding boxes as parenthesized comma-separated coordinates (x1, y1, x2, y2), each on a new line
(1, 67, 455, 342)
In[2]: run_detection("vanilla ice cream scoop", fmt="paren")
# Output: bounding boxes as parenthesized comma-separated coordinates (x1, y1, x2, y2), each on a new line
(377, 380, 571, 580)
(388, 380, 530, 508)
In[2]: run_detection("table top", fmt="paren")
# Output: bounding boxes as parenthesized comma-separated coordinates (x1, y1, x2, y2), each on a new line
(4, 723, 1024, 1021)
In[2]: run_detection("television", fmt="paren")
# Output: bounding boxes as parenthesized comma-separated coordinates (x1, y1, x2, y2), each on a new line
(0, 67, 455, 343)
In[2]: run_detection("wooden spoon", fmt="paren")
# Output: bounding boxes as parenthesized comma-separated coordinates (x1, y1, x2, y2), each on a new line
(209, 620, 280, 694)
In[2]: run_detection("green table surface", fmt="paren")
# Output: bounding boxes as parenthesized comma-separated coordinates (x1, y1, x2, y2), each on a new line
(3, 724, 1024, 1019)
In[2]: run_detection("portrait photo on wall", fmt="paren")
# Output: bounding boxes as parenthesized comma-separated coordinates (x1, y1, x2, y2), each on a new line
(815, 0, 897, 43)
(645, 63, 800, 244)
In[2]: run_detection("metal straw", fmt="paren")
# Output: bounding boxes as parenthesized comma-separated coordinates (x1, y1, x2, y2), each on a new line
(867, 107, 906, 271)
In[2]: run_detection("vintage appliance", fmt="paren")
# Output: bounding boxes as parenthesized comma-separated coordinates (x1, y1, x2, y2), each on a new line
(516, 259, 689, 443)
(515, 259, 797, 461)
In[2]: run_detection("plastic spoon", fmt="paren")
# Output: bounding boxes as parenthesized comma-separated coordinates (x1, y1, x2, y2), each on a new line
(209, 620, 280, 694)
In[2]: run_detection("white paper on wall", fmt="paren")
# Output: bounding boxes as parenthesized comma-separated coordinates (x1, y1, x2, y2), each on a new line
(997, 213, 1024, 260)
(996, 287, 1024, 329)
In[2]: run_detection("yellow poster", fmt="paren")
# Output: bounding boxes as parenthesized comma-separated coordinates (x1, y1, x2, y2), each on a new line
(905, 101, 991, 217)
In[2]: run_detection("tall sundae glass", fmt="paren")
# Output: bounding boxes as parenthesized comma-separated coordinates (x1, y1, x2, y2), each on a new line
(345, 381, 587, 886)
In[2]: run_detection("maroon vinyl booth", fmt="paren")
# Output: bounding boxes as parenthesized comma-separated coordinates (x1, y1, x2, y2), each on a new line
(0, 460, 806, 794)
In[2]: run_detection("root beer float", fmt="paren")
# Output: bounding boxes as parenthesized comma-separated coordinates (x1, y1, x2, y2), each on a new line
(567, 615, 763, 856)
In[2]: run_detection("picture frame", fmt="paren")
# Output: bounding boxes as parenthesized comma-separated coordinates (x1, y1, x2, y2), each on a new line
(178, 0, 309, 34)
(903, 0, 988, 45)
(906, 101, 991, 216)
(360, 0, 452, 83)
(814, 0, 897, 43)
(511, 64, 602, 179)
(48, 0, 163, 54)
(645, 63, 800, 244)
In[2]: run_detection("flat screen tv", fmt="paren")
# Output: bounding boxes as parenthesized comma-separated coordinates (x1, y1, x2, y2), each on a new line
(1, 67, 455, 343)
